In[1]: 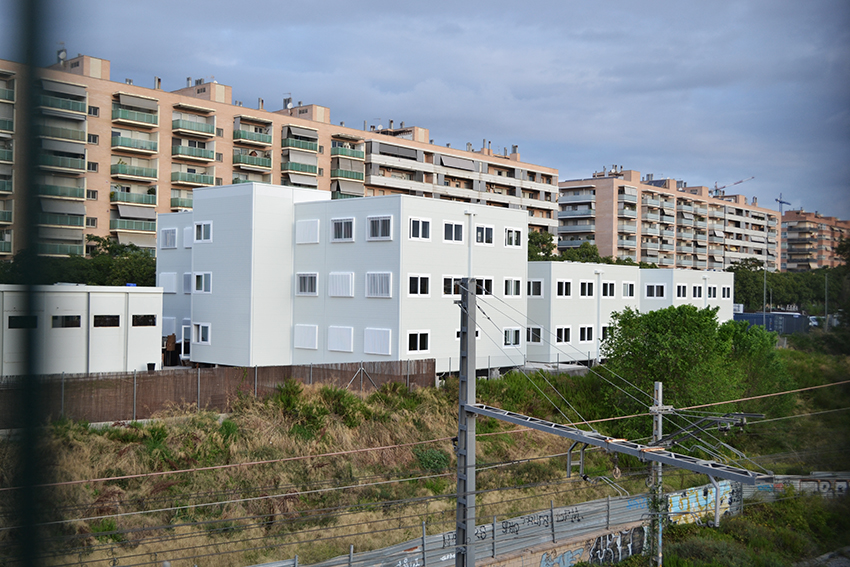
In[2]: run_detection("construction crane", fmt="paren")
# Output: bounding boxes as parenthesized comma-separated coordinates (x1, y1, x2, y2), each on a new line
(711, 176, 755, 197)
(776, 193, 791, 216)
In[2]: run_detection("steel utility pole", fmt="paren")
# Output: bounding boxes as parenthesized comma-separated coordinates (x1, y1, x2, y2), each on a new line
(455, 277, 477, 567)
(650, 382, 672, 567)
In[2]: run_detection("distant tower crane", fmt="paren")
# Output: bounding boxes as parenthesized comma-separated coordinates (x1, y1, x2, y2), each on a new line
(711, 176, 755, 197)
(776, 193, 791, 216)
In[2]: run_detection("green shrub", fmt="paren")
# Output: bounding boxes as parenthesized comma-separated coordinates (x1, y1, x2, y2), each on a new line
(413, 447, 450, 472)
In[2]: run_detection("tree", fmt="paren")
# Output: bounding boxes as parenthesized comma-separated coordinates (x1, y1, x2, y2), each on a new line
(527, 230, 558, 261)
(560, 241, 603, 263)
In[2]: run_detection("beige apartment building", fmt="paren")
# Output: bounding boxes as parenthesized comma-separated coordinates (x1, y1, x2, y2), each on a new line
(558, 167, 781, 271)
(781, 209, 849, 271)
(0, 53, 558, 257)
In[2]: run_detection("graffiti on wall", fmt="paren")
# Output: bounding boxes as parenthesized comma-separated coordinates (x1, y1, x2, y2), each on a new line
(540, 526, 646, 567)
(667, 480, 732, 525)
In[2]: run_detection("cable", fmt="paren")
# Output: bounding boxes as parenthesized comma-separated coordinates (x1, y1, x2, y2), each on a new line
(680, 379, 850, 410)
(745, 407, 850, 424)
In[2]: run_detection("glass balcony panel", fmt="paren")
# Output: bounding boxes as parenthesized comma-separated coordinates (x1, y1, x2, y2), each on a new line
(110, 219, 156, 232)
(36, 125, 86, 141)
(110, 191, 156, 205)
(233, 154, 272, 168)
(38, 213, 83, 226)
(37, 184, 84, 198)
(0, 180, 11, 193)
(36, 94, 86, 113)
(330, 146, 365, 159)
(112, 107, 158, 125)
(171, 171, 214, 185)
(330, 169, 364, 181)
(172, 119, 214, 135)
(170, 198, 193, 208)
(39, 154, 85, 170)
(0, 118, 12, 131)
(0, 88, 13, 102)
(0, 241, 11, 253)
(111, 163, 157, 178)
(234, 130, 272, 144)
(172, 145, 215, 160)
(0, 149, 12, 162)
(38, 243, 83, 255)
(281, 137, 318, 151)
(112, 137, 158, 152)
(0, 210, 11, 222)
(280, 162, 318, 174)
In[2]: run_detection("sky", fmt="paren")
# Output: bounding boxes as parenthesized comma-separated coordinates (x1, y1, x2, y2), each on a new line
(1, 0, 848, 218)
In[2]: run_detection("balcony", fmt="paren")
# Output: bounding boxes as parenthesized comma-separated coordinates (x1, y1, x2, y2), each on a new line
(0, 87, 13, 102)
(558, 193, 595, 204)
(710, 209, 724, 218)
(678, 218, 694, 227)
(36, 94, 86, 114)
(0, 241, 10, 253)
(38, 213, 82, 227)
(39, 154, 85, 171)
(0, 210, 11, 223)
(0, 149, 11, 162)
(281, 162, 318, 174)
(677, 258, 693, 267)
(709, 236, 724, 244)
(331, 146, 365, 159)
(618, 194, 637, 203)
(642, 212, 660, 221)
(618, 209, 637, 218)
(170, 197, 193, 209)
(37, 184, 84, 199)
(660, 257, 674, 266)
(111, 163, 157, 179)
(643, 198, 661, 207)
(695, 220, 707, 228)
(661, 201, 675, 209)
(172, 145, 215, 161)
(281, 137, 318, 151)
(618, 224, 637, 233)
(110, 219, 156, 232)
(331, 169, 364, 181)
(695, 207, 708, 215)
(111, 191, 156, 205)
(0, 118, 11, 132)
(559, 239, 595, 248)
(644, 227, 660, 236)
(559, 225, 595, 234)
(661, 229, 675, 237)
(678, 230, 694, 239)
(660, 243, 674, 251)
(35, 125, 86, 142)
(0, 180, 11, 193)
(559, 209, 595, 218)
(677, 204, 694, 213)
(112, 107, 158, 127)
(677, 245, 694, 253)
(617, 239, 637, 248)
(233, 153, 272, 168)
(171, 171, 214, 186)
(234, 129, 273, 145)
(172, 119, 214, 136)
(112, 136, 158, 153)
(642, 241, 659, 250)
(38, 243, 83, 256)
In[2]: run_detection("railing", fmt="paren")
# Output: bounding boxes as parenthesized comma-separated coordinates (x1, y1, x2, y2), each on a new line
(559, 239, 595, 248)
(558, 193, 595, 204)
(642, 198, 660, 207)
(171, 171, 214, 185)
(111, 163, 157, 178)
(112, 107, 158, 125)
(0, 210, 11, 223)
(281, 137, 318, 151)
(110, 191, 156, 205)
(617, 239, 637, 248)
(172, 145, 215, 160)
(661, 243, 674, 251)
(0, 118, 12, 131)
(170, 197, 193, 208)
(37, 184, 84, 199)
(661, 230, 675, 237)
(559, 209, 595, 218)
(677, 204, 694, 213)
(38, 242, 83, 256)
(618, 225, 637, 233)
(39, 154, 85, 170)
(36, 94, 86, 113)
(677, 245, 694, 253)
(0, 179, 11, 193)
(112, 136, 158, 152)
(331, 146, 365, 159)
(641, 241, 659, 250)
(618, 194, 637, 203)
(0, 87, 13, 102)
(234, 129, 272, 144)
(172, 119, 214, 135)
(233, 153, 272, 168)
(38, 213, 82, 227)
(643, 227, 660, 236)
(558, 225, 595, 233)
(642, 212, 660, 221)
(36, 124, 86, 141)
(281, 161, 318, 174)
(0, 241, 11, 253)
(330, 168, 364, 181)
(110, 219, 156, 232)
(618, 209, 637, 217)
(0, 149, 12, 162)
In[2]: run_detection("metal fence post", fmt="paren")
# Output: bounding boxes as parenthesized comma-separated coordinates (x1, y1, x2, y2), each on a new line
(550, 500, 556, 543)
(309, 363, 313, 385)
(294, 556, 298, 567)
(492, 515, 497, 558)
(254, 366, 258, 398)
(132, 370, 137, 421)
(60, 372, 65, 418)
(348, 544, 353, 567)
(421, 520, 427, 565)
(606, 495, 610, 530)
(197, 367, 200, 411)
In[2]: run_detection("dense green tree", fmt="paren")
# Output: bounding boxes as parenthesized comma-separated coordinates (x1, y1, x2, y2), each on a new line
(527, 230, 558, 261)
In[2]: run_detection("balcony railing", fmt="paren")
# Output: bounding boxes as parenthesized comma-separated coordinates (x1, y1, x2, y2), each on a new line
(0, 241, 11, 253)
(172, 145, 215, 160)
(618, 194, 637, 203)
(0, 87, 13, 102)
(331, 146, 365, 159)
(112, 136, 158, 152)
(39, 154, 85, 170)
(170, 197, 193, 208)
(234, 130, 272, 144)
(677, 245, 694, 253)
(642, 242, 659, 250)
(559, 239, 595, 248)
(38, 243, 83, 256)
(0, 118, 12, 131)
(0, 149, 12, 162)
(281, 137, 318, 151)
(558, 225, 595, 233)
(112, 107, 158, 126)
(172, 119, 214, 135)
(37, 184, 84, 199)
(559, 209, 595, 218)
(330, 169, 364, 181)
(36, 94, 86, 113)
(111, 191, 156, 205)
(677, 204, 694, 213)
(643, 227, 660, 236)
(110, 219, 156, 232)
(111, 163, 157, 178)
(643, 198, 661, 207)
(0, 179, 11, 193)
(617, 224, 637, 233)
(661, 243, 674, 251)
(642, 212, 660, 221)
(281, 162, 318, 174)
(36, 124, 86, 141)
(617, 239, 637, 248)
(618, 209, 637, 217)
(661, 229, 675, 237)
(0, 210, 11, 223)
(38, 213, 82, 227)
(233, 153, 272, 168)
(171, 171, 214, 185)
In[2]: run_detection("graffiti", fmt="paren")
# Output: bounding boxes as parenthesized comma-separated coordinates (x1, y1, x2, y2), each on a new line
(587, 526, 646, 564)
(522, 512, 551, 529)
(540, 548, 584, 567)
(440, 553, 455, 562)
(626, 496, 649, 510)
(475, 524, 489, 541)
(501, 519, 520, 536)
(394, 557, 421, 567)
(555, 506, 584, 523)
(667, 480, 732, 525)
(441, 531, 455, 549)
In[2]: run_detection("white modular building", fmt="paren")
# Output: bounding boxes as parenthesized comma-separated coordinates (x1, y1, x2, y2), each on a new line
(0, 284, 163, 376)
(639, 268, 734, 322)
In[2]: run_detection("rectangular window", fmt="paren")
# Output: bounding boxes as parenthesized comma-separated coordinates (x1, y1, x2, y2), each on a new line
(51, 315, 81, 328)
(183, 273, 192, 294)
(475, 278, 493, 296)
(296, 219, 320, 244)
(601, 326, 610, 341)
(332, 218, 354, 242)
(505, 228, 522, 247)
(328, 272, 354, 297)
(160, 228, 177, 249)
(646, 284, 665, 298)
(410, 218, 431, 240)
(475, 225, 494, 245)
(504, 278, 521, 297)
(622, 282, 635, 298)
(677, 284, 687, 298)
(443, 221, 463, 242)
(602, 282, 615, 297)
(579, 326, 593, 342)
(88, 106, 99, 117)
(86, 189, 98, 200)
(132, 315, 156, 327)
(195, 221, 212, 242)
(503, 328, 521, 347)
(527, 279, 543, 297)
(216, 127, 224, 137)
(367, 215, 392, 240)
(194, 272, 212, 293)
(86, 217, 97, 228)
(580, 281, 594, 297)
(215, 177, 223, 186)
(408, 331, 429, 353)
(328, 326, 354, 352)
(181, 325, 191, 356)
(408, 275, 430, 296)
(87, 162, 98, 172)
(93, 315, 119, 327)
(158, 272, 177, 294)
(87, 133, 99, 144)
(556, 327, 571, 343)
(692, 285, 702, 298)
(366, 272, 392, 298)
(193, 323, 211, 344)
(296, 273, 318, 296)
(722, 286, 731, 299)
(526, 327, 542, 344)
(294, 324, 318, 350)
(364, 328, 392, 355)
(707, 286, 717, 299)
(215, 152, 223, 162)
(557, 280, 572, 297)
(9, 315, 37, 329)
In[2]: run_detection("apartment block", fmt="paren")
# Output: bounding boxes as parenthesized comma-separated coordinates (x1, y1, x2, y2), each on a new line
(781, 209, 850, 271)
(558, 168, 780, 271)
(0, 53, 558, 259)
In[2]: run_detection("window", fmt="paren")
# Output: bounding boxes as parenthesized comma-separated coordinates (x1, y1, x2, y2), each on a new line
(601, 282, 615, 297)
(160, 228, 177, 249)
(408, 275, 430, 296)
(408, 331, 429, 353)
(579, 326, 593, 342)
(557, 280, 572, 297)
(527, 280, 543, 297)
(580, 281, 594, 297)
(331, 218, 354, 242)
(86, 217, 97, 228)
(296, 219, 320, 244)
(556, 327, 571, 343)
(216, 128, 224, 137)
(443, 276, 462, 296)
(503, 328, 521, 347)
(526, 327, 542, 344)
(88, 106, 99, 117)
(87, 133, 99, 144)
(183, 273, 192, 294)
(87, 162, 98, 172)
(692, 285, 702, 298)
(328, 326, 354, 352)
(601, 326, 611, 341)
(364, 328, 392, 356)
(677, 284, 687, 298)
(158, 272, 177, 294)
(367, 215, 392, 240)
(181, 325, 191, 356)
(52, 315, 81, 328)
(505, 228, 522, 247)
(294, 324, 318, 350)
(443, 221, 463, 243)
(475, 225, 494, 245)
(504, 278, 521, 297)
(410, 218, 431, 240)
(319, 145, 324, 154)
(622, 282, 635, 298)
(195, 221, 212, 242)
(193, 323, 211, 344)
(318, 167, 323, 176)
(93, 315, 119, 327)
(194, 272, 212, 293)
(9, 315, 37, 329)
(366, 272, 391, 298)
(296, 273, 318, 296)
(475, 278, 493, 295)
(132, 315, 156, 327)
(707, 286, 717, 299)
(646, 284, 665, 298)
(86, 189, 98, 200)
(328, 272, 354, 297)
(215, 177, 223, 186)
(722, 286, 731, 299)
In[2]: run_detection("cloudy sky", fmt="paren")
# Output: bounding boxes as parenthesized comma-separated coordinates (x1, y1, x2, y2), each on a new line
(2, 0, 848, 217)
